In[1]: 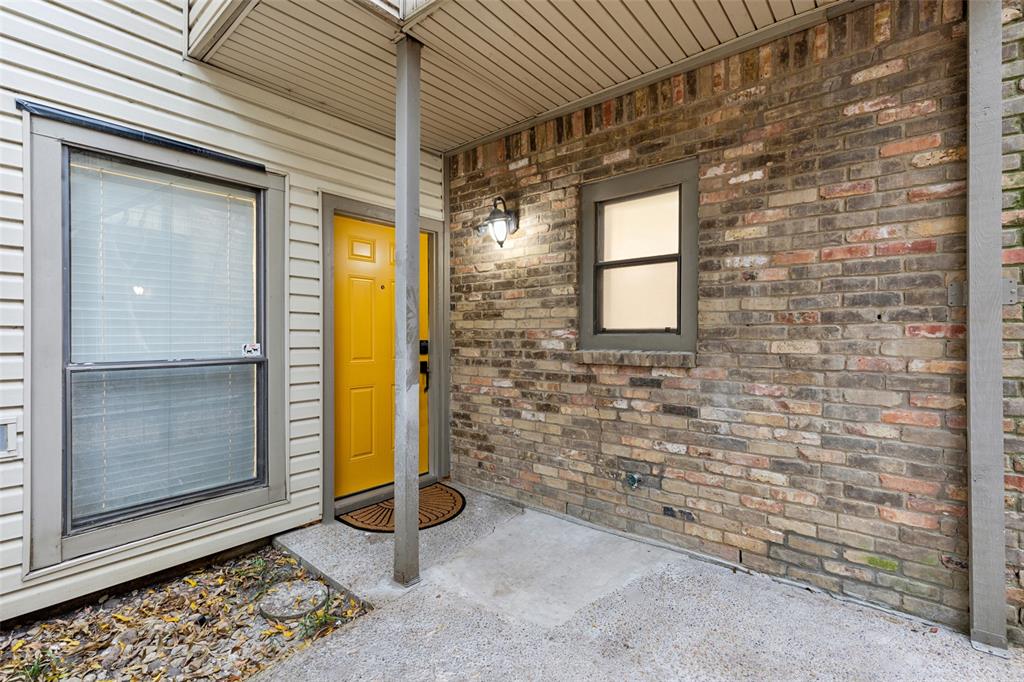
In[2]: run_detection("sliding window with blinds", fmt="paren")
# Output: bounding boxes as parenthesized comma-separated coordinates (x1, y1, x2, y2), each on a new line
(66, 151, 264, 530)
(26, 109, 287, 567)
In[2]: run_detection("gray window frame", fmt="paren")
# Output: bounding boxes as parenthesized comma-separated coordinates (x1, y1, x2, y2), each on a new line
(27, 115, 288, 570)
(579, 158, 698, 352)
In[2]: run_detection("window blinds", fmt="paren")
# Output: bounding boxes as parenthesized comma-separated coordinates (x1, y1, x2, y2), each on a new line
(70, 365, 256, 519)
(69, 152, 256, 362)
(67, 151, 259, 526)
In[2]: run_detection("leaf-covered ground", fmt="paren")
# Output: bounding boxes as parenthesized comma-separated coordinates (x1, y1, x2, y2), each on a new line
(0, 546, 368, 681)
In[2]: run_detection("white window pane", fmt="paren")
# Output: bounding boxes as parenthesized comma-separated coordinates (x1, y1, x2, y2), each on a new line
(600, 188, 679, 261)
(601, 262, 677, 330)
(70, 364, 257, 524)
(70, 151, 257, 362)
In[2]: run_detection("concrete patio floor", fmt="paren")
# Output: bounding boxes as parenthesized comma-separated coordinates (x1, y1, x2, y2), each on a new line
(266, 484, 1022, 681)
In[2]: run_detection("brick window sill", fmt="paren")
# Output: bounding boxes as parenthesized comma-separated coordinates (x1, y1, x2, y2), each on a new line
(572, 350, 696, 368)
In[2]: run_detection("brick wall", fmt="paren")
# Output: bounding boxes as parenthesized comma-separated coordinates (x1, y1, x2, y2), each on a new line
(448, 2, 984, 633)
(1003, 0, 1024, 648)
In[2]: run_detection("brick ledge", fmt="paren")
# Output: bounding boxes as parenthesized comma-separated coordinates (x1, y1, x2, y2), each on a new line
(572, 350, 696, 368)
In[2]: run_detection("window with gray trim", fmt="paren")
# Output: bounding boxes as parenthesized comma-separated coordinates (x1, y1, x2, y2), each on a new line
(27, 111, 287, 569)
(579, 159, 698, 352)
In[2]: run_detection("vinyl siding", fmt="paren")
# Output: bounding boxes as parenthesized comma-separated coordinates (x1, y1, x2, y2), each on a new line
(406, 0, 434, 12)
(188, 0, 219, 35)
(0, 0, 443, 619)
(187, 0, 247, 57)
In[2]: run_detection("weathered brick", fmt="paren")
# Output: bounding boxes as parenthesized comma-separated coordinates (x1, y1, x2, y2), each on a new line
(744, 208, 789, 224)
(879, 133, 942, 157)
(770, 340, 821, 354)
(877, 99, 938, 124)
(905, 216, 965, 237)
(847, 225, 902, 242)
(881, 410, 942, 427)
(907, 181, 966, 202)
(724, 226, 768, 241)
(772, 250, 818, 265)
(874, 2, 891, 43)
(905, 323, 966, 338)
(908, 393, 964, 409)
(908, 359, 966, 374)
(769, 188, 819, 206)
(822, 560, 875, 582)
(880, 339, 945, 358)
(789, 535, 840, 558)
(843, 95, 900, 116)
(822, 245, 874, 260)
(845, 550, 900, 572)
(911, 146, 966, 168)
(1004, 247, 1024, 264)
(875, 239, 937, 256)
(878, 507, 940, 529)
(821, 180, 875, 198)
(851, 58, 905, 83)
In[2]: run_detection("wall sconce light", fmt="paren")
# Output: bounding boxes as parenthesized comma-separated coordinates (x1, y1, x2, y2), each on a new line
(477, 196, 517, 248)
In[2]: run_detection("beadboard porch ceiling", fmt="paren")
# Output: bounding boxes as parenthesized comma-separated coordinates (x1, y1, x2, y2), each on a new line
(189, 0, 852, 154)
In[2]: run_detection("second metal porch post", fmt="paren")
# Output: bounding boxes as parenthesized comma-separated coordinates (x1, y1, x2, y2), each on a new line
(966, 0, 1007, 653)
(393, 35, 421, 587)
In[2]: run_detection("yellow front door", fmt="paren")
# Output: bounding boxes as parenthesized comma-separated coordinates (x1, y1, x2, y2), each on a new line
(334, 215, 429, 498)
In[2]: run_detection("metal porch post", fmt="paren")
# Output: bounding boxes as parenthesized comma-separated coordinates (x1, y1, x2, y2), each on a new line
(966, 0, 1007, 654)
(393, 35, 422, 587)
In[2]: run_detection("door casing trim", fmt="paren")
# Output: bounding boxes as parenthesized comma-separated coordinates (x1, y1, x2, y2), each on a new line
(320, 194, 449, 520)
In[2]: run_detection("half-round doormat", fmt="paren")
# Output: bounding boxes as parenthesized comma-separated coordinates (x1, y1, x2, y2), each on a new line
(337, 483, 465, 533)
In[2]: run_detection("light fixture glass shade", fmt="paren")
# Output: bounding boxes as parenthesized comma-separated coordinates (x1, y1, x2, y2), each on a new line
(478, 196, 516, 248)
(490, 217, 510, 247)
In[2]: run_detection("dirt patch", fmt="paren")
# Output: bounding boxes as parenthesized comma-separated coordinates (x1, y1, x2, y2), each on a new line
(0, 547, 368, 681)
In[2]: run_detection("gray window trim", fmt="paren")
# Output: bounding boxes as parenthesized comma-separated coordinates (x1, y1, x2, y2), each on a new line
(579, 158, 698, 352)
(27, 115, 287, 570)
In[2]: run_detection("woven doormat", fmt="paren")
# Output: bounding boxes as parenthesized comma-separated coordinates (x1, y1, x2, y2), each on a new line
(337, 483, 465, 533)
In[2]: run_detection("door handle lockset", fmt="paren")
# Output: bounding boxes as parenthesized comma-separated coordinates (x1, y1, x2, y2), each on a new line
(419, 359, 430, 392)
